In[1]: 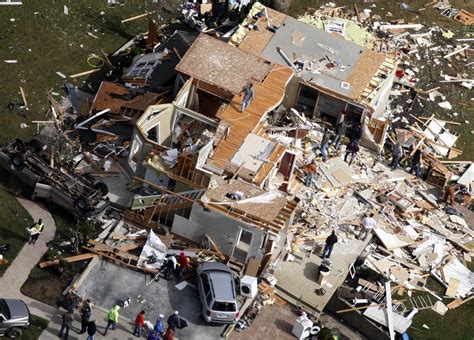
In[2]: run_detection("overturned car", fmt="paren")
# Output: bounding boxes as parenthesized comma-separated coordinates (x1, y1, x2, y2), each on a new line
(0, 139, 109, 217)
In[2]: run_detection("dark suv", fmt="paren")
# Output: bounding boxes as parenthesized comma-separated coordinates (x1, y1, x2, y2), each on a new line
(0, 299, 30, 338)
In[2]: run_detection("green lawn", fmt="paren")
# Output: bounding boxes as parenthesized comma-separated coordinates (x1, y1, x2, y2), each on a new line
(0, 0, 174, 145)
(0, 0, 176, 274)
(20, 315, 49, 340)
(0, 170, 33, 277)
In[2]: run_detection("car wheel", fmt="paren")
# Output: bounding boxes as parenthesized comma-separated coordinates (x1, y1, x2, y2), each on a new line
(7, 327, 23, 338)
(10, 152, 25, 170)
(74, 196, 89, 213)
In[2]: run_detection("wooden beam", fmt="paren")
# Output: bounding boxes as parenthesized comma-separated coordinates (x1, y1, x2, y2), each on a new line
(38, 253, 96, 268)
(69, 69, 100, 79)
(121, 11, 156, 24)
(19, 86, 28, 106)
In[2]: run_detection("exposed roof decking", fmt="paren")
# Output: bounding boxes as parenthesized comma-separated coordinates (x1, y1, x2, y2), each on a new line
(207, 65, 294, 172)
(175, 34, 273, 95)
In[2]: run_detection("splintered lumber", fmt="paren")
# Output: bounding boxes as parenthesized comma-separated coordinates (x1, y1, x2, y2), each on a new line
(337, 302, 387, 314)
(444, 45, 470, 59)
(112, 235, 147, 240)
(205, 234, 227, 261)
(447, 296, 474, 309)
(19, 87, 28, 106)
(69, 69, 100, 79)
(121, 11, 156, 23)
(38, 253, 96, 268)
(117, 243, 142, 252)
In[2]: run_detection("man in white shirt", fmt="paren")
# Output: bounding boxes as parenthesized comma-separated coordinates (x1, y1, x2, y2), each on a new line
(359, 213, 376, 241)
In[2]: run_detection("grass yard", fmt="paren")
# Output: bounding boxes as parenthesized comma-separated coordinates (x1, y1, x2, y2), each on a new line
(20, 315, 49, 340)
(0, 0, 180, 275)
(0, 170, 33, 277)
(0, 0, 178, 145)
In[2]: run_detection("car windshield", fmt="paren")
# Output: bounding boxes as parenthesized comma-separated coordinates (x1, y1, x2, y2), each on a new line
(0, 299, 10, 319)
(212, 301, 236, 312)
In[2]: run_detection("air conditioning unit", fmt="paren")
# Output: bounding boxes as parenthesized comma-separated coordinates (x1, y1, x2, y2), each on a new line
(240, 275, 258, 298)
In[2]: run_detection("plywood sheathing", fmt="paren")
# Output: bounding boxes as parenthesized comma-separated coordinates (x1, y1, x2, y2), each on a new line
(175, 34, 273, 95)
(208, 65, 293, 171)
(237, 8, 287, 56)
(205, 177, 287, 224)
(345, 49, 388, 100)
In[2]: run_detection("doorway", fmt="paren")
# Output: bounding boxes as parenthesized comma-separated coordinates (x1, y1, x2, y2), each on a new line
(233, 228, 253, 263)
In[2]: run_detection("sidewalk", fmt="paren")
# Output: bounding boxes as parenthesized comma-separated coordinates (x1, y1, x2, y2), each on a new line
(0, 198, 58, 320)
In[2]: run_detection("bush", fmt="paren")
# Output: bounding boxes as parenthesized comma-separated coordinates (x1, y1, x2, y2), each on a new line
(29, 267, 49, 280)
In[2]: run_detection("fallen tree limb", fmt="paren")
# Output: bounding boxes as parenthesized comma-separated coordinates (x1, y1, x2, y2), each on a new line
(39, 253, 96, 268)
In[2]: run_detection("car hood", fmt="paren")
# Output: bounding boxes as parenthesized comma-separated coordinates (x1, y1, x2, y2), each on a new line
(4, 299, 29, 319)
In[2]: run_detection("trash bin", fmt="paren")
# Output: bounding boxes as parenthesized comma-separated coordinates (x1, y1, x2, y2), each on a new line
(316, 264, 331, 285)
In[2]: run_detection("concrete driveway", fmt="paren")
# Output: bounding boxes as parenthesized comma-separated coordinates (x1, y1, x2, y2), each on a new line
(75, 259, 225, 340)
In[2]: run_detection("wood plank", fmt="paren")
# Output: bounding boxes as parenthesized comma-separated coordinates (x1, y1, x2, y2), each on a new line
(38, 253, 96, 268)
(445, 278, 460, 298)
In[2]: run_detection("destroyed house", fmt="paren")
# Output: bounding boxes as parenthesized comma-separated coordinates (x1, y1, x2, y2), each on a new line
(124, 33, 299, 265)
(122, 30, 198, 90)
(230, 3, 397, 149)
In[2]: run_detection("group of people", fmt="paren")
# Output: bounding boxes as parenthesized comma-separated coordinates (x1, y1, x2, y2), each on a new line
(129, 310, 182, 340)
(59, 299, 96, 340)
(161, 252, 190, 282)
(321, 212, 378, 260)
(389, 142, 423, 177)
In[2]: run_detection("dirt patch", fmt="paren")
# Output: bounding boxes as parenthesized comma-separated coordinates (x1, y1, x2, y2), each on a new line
(21, 273, 70, 307)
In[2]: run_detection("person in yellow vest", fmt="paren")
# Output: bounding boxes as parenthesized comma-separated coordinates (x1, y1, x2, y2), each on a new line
(28, 219, 44, 245)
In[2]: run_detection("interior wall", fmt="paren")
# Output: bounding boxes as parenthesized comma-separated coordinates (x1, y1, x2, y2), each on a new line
(171, 204, 265, 261)
(370, 69, 396, 119)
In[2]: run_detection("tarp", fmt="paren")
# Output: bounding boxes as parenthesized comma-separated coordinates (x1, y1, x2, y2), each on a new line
(137, 230, 167, 270)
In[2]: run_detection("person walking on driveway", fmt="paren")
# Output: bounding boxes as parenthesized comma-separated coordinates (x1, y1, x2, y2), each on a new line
(28, 218, 44, 245)
(241, 83, 255, 112)
(133, 310, 146, 337)
(59, 311, 73, 339)
(167, 311, 181, 330)
(320, 128, 333, 162)
(147, 331, 159, 340)
(103, 305, 120, 336)
(154, 314, 165, 336)
(322, 230, 338, 259)
(86, 320, 97, 340)
(163, 327, 175, 340)
(332, 122, 347, 150)
(79, 299, 92, 334)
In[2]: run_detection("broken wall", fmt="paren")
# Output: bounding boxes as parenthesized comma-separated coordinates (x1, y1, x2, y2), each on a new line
(171, 204, 265, 262)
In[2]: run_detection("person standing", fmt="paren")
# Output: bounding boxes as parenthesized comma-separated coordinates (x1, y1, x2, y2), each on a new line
(133, 310, 146, 337)
(344, 139, 360, 166)
(241, 83, 255, 112)
(410, 149, 422, 177)
(162, 255, 177, 280)
(86, 320, 97, 340)
(28, 218, 44, 245)
(390, 142, 404, 170)
(163, 327, 175, 340)
(359, 213, 377, 240)
(103, 305, 120, 336)
(320, 129, 333, 162)
(443, 183, 459, 206)
(322, 231, 338, 259)
(332, 122, 347, 150)
(177, 253, 189, 283)
(154, 314, 165, 336)
(147, 331, 159, 340)
(167, 311, 181, 330)
(302, 160, 318, 187)
(78, 299, 92, 334)
(59, 311, 73, 339)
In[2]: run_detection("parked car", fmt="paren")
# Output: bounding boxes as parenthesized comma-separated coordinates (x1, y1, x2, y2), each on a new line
(0, 138, 109, 217)
(0, 299, 30, 338)
(196, 262, 239, 324)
